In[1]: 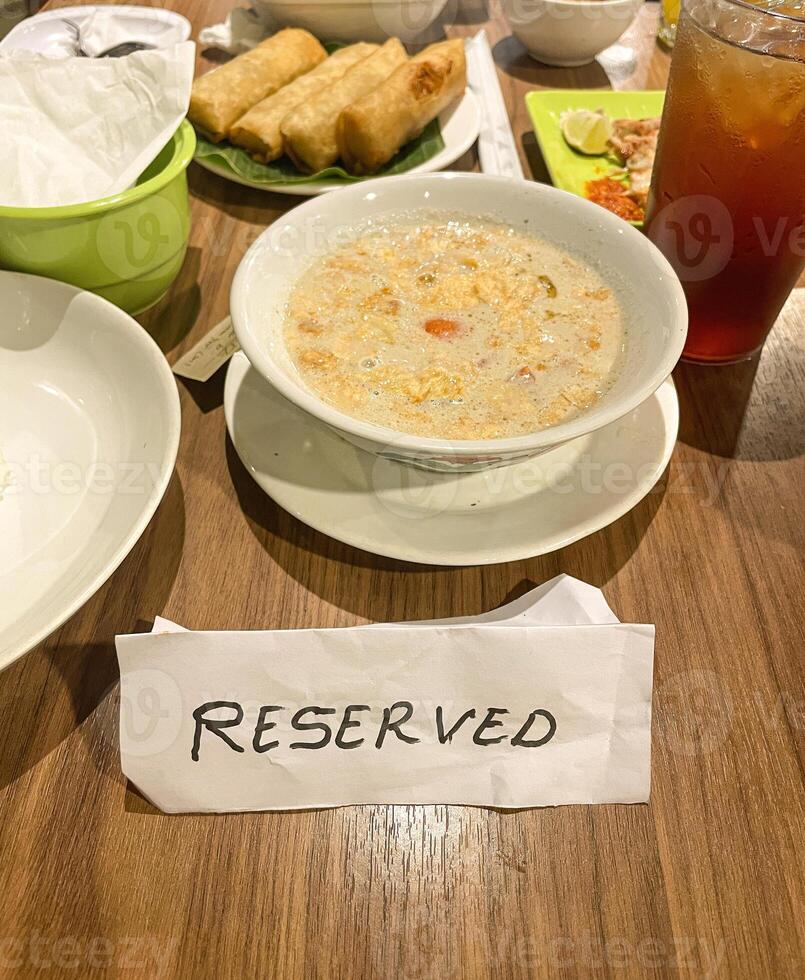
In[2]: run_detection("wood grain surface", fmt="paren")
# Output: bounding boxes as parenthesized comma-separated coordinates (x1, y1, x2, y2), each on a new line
(1, 1, 803, 977)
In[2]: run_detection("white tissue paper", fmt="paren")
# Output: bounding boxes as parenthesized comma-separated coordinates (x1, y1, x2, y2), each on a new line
(198, 6, 274, 55)
(120, 576, 654, 812)
(0, 41, 195, 208)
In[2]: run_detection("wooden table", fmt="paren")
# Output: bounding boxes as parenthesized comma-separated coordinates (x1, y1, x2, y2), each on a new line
(2, 2, 803, 977)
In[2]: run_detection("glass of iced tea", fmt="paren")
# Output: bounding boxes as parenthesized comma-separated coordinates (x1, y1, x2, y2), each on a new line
(644, 0, 805, 363)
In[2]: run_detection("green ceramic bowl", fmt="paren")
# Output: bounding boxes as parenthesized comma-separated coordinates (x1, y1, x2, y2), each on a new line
(0, 121, 195, 315)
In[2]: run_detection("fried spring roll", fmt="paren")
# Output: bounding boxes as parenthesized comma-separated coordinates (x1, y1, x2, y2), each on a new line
(281, 38, 408, 174)
(189, 28, 327, 142)
(337, 39, 467, 176)
(229, 43, 379, 163)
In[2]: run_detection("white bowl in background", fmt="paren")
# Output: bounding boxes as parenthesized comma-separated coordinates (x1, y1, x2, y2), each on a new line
(0, 272, 180, 670)
(231, 172, 687, 472)
(252, 0, 450, 44)
(501, 0, 643, 67)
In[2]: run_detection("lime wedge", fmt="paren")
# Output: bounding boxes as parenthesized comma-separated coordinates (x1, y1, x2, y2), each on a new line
(559, 109, 613, 155)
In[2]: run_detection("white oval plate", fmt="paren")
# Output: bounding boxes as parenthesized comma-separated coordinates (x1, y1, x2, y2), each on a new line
(0, 273, 181, 670)
(0, 5, 191, 57)
(224, 351, 679, 566)
(193, 88, 481, 196)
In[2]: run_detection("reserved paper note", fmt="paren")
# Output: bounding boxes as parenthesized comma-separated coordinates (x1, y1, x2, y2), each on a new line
(172, 316, 240, 382)
(118, 580, 653, 812)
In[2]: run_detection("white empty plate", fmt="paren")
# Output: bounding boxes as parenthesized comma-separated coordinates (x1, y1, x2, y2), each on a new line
(224, 351, 679, 565)
(0, 273, 181, 670)
(193, 89, 482, 196)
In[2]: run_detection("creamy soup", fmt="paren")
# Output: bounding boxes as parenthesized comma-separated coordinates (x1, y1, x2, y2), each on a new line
(283, 214, 626, 440)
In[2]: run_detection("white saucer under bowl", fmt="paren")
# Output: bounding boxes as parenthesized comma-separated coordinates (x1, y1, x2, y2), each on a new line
(0, 272, 181, 670)
(224, 351, 679, 566)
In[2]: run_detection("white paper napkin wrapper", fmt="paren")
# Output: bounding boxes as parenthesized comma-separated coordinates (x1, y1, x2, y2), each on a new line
(466, 30, 524, 180)
(0, 41, 195, 208)
(198, 6, 274, 54)
(118, 576, 653, 813)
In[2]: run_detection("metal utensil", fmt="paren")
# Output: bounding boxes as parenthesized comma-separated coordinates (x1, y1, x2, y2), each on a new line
(61, 18, 155, 58)
(96, 40, 155, 57)
(61, 17, 85, 55)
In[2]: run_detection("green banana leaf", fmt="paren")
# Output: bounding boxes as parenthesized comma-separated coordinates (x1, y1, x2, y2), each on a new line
(194, 118, 445, 186)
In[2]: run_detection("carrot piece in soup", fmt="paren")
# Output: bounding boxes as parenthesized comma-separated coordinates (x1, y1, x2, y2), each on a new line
(424, 317, 463, 338)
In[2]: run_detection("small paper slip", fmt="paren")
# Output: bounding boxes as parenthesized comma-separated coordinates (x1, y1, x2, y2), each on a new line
(172, 317, 240, 382)
(118, 576, 653, 813)
(466, 30, 524, 180)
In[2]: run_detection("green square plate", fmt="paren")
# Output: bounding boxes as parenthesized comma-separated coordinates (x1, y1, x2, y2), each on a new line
(525, 90, 665, 226)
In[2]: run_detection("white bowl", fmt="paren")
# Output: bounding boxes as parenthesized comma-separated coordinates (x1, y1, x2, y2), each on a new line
(0, 271, 180, 669)
(231, 172, 687, 472)
(501, 0, 643, 67)
(252, 0, 450, 44)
